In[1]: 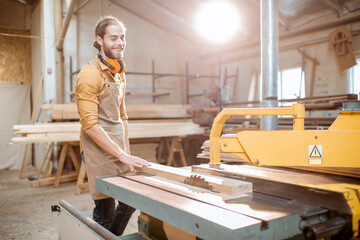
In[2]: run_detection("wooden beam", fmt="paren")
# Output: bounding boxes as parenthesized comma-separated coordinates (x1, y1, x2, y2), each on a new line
(30, 172, 78, 188)
(19, 77, 44, 179)
(41, 103, 193, 120)
(56, 0, 76, 50)
(54, 0, 64, 103)
(11, 121, 204, 144)
(135, 163, 252, 195)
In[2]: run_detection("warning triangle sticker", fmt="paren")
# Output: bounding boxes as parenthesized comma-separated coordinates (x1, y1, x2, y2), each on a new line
(310, 146, 322, 158)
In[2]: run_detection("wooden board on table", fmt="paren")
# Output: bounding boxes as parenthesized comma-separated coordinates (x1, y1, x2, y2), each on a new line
(135, 163, 252, 195)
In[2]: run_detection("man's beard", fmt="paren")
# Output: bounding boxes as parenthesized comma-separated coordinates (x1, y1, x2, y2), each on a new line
(103, 42, 123, 60)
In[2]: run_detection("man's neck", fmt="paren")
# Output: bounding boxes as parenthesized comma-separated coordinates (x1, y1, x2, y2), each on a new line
(99, 50, 109, 60)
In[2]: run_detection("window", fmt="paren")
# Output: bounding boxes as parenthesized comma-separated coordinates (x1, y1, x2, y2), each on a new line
(258, 67, 305, 106)
(348, 58, 360, 97)
(279, 67, 305, 106)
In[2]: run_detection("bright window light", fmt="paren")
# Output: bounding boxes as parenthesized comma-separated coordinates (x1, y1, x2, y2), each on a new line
(195, 1, 240, 44)
(279, 67, 305, 106)
(348, 58, 360, 97)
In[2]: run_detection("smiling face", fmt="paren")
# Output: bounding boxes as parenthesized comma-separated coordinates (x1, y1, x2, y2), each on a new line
(96, 24, 126, 60)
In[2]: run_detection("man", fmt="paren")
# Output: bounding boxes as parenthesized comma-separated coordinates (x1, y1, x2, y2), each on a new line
(75, 16, 150, 235)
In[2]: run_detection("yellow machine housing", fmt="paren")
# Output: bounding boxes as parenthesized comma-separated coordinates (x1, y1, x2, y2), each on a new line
(208, 102, 360, 238)
(210, 103, 360, 168)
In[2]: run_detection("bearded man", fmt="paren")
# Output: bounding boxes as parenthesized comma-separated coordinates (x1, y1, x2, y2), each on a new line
(75, 16, 150, 235)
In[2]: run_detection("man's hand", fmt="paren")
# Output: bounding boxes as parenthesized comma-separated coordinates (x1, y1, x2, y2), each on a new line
(84, 124, 151, 169)
(119, 153, 151, 168)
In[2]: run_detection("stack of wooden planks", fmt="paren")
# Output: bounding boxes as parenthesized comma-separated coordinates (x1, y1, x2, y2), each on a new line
(197, 140, 360, 179)
(42, 103, 191, 120)
(11, 121, 204, 144)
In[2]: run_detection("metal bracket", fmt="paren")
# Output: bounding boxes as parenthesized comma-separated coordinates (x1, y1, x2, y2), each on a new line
(51, 205, 60, 213)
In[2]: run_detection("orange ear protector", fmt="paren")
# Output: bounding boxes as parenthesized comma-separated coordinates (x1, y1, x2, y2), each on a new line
(98, 53, 125, 75)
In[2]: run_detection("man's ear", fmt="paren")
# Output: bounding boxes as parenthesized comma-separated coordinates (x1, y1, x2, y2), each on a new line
(96, 36, 103, 47)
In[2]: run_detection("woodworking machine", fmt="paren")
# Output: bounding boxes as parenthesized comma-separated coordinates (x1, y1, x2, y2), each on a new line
(58, 102, 360, 240)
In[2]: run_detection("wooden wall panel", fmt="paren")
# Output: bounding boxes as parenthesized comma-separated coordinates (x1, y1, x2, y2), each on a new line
(0, 29, 31, 83)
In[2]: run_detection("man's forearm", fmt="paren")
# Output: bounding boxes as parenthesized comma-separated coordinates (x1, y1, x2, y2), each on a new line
(84, 124, 151, 167)
(123, 120, 131, 154)
(84, 124, 125, 159)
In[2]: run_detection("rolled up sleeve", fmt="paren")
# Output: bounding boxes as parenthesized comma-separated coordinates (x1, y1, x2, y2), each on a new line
(120, 97, 128, 120)
(75, 65, 102, 131)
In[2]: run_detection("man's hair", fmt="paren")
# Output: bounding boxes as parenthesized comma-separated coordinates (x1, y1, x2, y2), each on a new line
(93, 16, 126, 51)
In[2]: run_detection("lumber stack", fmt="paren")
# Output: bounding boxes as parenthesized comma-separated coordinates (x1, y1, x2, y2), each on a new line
(11, 121, 204, 144)
(197, 140, 360, 179)
(42, 103, 191, 120)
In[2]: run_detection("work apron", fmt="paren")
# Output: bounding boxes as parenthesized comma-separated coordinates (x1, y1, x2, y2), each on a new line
(81, 70, 130, 200)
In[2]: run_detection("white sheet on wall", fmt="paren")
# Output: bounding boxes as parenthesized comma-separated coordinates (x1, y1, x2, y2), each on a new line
(0, 84, 31, 170)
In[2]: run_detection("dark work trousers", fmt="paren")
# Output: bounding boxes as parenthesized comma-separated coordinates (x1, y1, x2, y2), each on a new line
(81, 152, 136, 236)
(93, 198, 136, 235)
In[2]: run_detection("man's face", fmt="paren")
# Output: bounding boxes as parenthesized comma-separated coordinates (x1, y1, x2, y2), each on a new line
(97, 24, 126, 60)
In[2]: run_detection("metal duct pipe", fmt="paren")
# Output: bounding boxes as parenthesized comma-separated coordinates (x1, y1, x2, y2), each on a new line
(261, 0, 279, 130)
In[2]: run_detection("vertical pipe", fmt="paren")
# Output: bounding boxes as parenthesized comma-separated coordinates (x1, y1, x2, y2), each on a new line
(152, 60, 155, 103)
(232, 67, 239, 101)
(218, 44, 223, 111)
(261, 0, 279, 130)
(185, 62, 189, 104)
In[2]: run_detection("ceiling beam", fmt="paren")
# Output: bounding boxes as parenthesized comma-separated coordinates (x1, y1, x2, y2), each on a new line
(321, 0, 349, 17)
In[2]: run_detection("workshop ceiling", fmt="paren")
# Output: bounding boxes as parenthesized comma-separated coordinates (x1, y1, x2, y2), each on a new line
(109, 0, 360, 46)
(2, 0, 360, 47)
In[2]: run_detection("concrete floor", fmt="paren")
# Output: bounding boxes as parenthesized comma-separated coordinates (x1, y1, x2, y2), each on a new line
(0, 167, 139, 239)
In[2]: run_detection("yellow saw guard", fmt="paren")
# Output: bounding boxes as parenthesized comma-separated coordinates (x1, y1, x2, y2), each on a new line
(209, 103, 360, 237)
(210, 103, 360, 168)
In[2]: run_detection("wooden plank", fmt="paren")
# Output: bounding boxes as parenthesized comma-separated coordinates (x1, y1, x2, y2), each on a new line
(11, 122, 204, 144)
(42, 103, 192, 120)
(19, 76, 44, 179)
(54, 143, 68, 187)
(68, 144, 80, 174)
(135, 163, 252, 195)
(11, 133, 80, 144)
(76, 162, 88, 195)
(14, 122, 80, 133)
(30, 172, 78, 188)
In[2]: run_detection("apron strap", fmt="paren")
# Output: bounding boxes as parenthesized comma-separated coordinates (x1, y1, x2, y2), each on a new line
(88, 61, 107, 81)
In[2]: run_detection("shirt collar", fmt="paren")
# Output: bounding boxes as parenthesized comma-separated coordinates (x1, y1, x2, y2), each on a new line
(94, 56, 110, 71)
